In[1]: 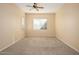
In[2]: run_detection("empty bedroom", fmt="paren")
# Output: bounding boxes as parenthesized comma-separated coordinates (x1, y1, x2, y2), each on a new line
(0, 3, 79, 55)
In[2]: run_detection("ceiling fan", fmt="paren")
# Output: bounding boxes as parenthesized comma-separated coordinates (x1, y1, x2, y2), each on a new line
(26, 3, 44, 11)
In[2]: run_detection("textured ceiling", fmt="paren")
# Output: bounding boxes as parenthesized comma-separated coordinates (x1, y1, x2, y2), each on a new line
(16, 3, 64, 13)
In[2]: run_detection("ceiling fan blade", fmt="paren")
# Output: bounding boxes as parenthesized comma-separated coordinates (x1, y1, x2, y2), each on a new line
(26, 5, 33, 7)
(36, 8, 39, 11)
(37, 7, 44, 9)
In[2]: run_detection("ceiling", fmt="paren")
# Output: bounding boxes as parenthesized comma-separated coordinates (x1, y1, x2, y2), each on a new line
(16, 3, 64, 13)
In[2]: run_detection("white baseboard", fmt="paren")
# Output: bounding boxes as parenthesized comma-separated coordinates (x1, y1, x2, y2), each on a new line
(0, 41, 15, 52)
(0, 37, 24, 52)
(56, 36, 79, 53)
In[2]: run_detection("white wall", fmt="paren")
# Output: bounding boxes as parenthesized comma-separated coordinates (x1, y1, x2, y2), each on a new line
(0, 4, 25, 51)
(25, 13, 56, 37)
(56, 3, 79, 52)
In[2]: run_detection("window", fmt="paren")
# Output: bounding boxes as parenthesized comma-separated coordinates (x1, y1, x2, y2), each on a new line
(33, 18, 47, 30)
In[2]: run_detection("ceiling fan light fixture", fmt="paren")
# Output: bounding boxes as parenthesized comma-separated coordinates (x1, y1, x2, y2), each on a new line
(26, 3, 44, 11)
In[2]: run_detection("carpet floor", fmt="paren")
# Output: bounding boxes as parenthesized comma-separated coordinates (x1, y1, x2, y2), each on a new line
(0, 37, 79, 55)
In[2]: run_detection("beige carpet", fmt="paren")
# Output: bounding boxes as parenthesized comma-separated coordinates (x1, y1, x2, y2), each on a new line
(0, 37, 79, 55)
